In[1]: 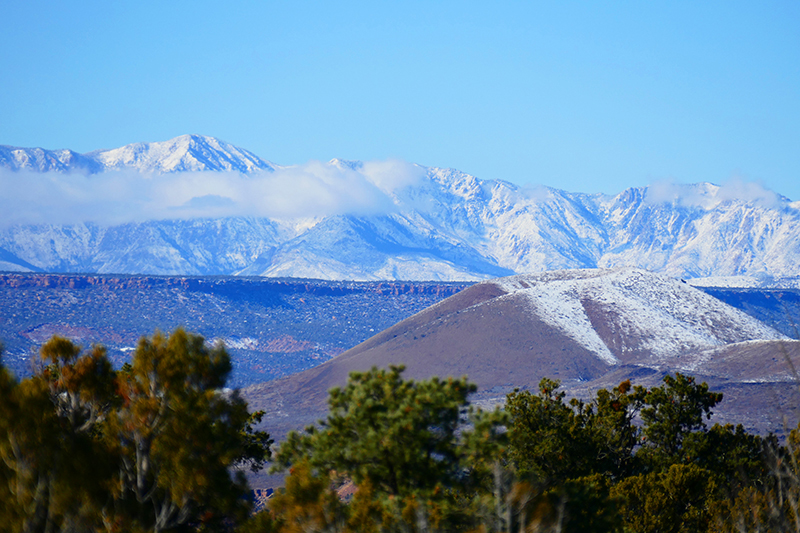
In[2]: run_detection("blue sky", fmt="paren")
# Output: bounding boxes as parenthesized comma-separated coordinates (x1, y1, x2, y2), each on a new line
(1, 1, 798, 199)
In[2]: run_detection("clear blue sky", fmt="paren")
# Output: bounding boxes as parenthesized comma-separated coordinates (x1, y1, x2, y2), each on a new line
(1, 1, 798, 199)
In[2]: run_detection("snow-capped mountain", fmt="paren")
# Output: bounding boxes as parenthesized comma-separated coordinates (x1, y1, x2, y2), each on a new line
(1, 135, 799, 283)
(0, 145, 103, 173)
(0, 134, 275, 174)
(89, 135, 276, 173)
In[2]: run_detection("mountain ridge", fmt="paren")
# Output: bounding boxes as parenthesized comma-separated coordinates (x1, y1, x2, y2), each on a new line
(2, 135, 799, 284)
(1, 134, 276, 174)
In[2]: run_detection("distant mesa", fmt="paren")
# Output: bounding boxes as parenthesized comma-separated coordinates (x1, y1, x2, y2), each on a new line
(0, 272, 471, 388)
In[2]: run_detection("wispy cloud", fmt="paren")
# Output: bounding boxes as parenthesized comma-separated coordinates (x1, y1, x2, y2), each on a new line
(715, 177, 783, 208)
(644, 178, 784, 209)
(0, 159, 426, 227)
(1, 164, 788, 229)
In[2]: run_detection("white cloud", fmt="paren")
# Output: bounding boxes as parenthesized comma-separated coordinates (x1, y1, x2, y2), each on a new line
(644, 180, 715, 208)
(519, 183, 556, 202)
(359, 159, 426, 193)
(715, 177, 783, 208)
(0, 159, 423, 227)
(644, 178, 784, 210)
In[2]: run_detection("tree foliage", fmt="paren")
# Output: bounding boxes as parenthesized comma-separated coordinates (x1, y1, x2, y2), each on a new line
(0, 329, 271, 533)
(637, 373, 723, 469)
(505, 377, 644, 483)
(611, 463, 718, 533)
(237, 367, 800, 533)
(500, 373, 782, 533)
(0, 339, 117, 532)
(275, 365, 478, 499)
(5, 328, 800, 533)
(271, 365, 507, 532)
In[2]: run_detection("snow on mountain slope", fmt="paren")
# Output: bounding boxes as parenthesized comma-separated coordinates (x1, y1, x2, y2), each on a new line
(489, 268, 786, 367)
(0, 223, 106, 272)
(249, 268, 794, 440)
(0, 145, 102, 173)
(0, 218, 290, 275)
(0, 135, 274, 174)
(385, 168, 608, 273)
(665, 200, 799, 279)
(389, 167, 800, 282)
(91, 217, 289, 275)
(2, 136, 799, 282)
(89, 134, 276, 173)
(237, 214, 513, 281)
(593, 183, 800, 280)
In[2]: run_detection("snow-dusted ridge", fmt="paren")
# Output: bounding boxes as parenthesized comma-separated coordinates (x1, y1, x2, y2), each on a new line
(1, 134, 276, 174)
(487, 268, 787, 366)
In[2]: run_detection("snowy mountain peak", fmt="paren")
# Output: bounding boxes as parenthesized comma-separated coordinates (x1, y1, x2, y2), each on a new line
(0, 135, 275, 175)
(329, 158, 363, 171)
(89, 134, 276, 174)
(0, 145, 102, 173)
(2, 136, 799, 283)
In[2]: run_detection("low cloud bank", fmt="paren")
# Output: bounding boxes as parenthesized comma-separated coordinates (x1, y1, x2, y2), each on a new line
(0, 159, 425, 227)
(0, 163, 789, 229)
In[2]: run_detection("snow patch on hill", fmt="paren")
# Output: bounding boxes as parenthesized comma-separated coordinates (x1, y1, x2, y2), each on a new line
(489, 268, 786, 366)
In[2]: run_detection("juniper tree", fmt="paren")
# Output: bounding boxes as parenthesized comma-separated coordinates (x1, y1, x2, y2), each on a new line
(275, 365, 476, 499)
(106, 329, 271, 532)
(0, 337, 117, 533)
(0, 329, 272, 533)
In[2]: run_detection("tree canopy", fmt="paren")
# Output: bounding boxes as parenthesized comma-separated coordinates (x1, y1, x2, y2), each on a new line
(4, 332, 800, 533)
(0, 329, 271, 533)
(276, 365, 479, 496)
(255, 370, 796, 533)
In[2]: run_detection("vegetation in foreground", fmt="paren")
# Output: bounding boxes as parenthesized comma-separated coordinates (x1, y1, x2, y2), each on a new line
(2, 329, 800, 532)
(256, 367, 799, 533)
(0, 330, 271, 533)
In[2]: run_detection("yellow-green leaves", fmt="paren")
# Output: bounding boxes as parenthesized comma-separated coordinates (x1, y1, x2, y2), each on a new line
(0, 329, 271, 533)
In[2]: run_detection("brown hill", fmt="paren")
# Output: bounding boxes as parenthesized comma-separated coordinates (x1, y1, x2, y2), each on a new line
(244, 268, 800, 442)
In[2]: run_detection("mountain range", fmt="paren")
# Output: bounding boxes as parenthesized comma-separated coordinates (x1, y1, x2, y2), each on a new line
(2, 134, 799, 285)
